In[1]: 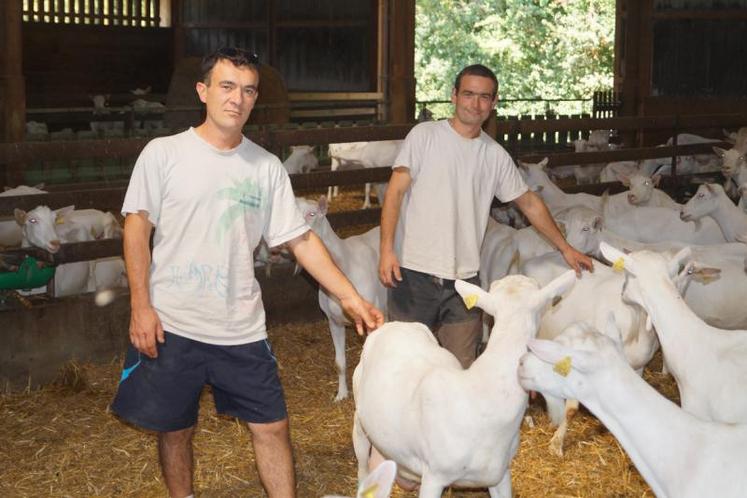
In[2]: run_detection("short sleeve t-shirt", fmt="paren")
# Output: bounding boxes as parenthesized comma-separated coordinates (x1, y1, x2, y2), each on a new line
(122, 128, 309, 345)
(394, 120, 528, 280)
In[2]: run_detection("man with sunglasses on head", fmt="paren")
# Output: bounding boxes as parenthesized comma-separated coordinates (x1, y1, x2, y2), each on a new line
(379, 64, 592, 370)
(111, 47, 383, 498)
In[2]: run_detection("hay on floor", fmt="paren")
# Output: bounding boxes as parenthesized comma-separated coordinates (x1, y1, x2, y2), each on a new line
(1, 318, 670, 497)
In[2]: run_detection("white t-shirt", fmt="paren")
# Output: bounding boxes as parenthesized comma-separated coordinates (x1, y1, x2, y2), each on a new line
(122, 128, 309, 345)
(394, 120, 528, 280)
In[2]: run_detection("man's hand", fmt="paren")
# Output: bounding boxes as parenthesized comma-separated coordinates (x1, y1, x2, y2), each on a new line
(130, 305, 165, 358)
(561, 246, 594, 276)
(379, 248, 402, 288)
(339, 294, 385, 336)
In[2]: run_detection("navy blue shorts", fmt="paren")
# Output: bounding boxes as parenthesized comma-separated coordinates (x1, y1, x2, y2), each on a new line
(111, 332, 287, 432)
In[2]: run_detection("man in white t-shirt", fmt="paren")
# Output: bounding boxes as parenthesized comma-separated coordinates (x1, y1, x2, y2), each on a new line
(111, 47, 383, 498)
(379, 64, 592, 369)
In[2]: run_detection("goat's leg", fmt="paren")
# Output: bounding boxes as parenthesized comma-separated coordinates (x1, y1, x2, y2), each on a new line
(489, 468, 512, 498)
(363, 182, 372, 209)
(352, 414, 371, 483)
(549, 399, 579, 457)
(329, 320, 348, 401)
(418, 473, 445, 498)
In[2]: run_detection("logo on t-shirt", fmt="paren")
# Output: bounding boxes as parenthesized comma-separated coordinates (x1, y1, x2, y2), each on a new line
(216, 178, 265, 242)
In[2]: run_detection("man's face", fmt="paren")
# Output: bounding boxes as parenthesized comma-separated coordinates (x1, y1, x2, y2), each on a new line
(196, 59, 259, 132)
(451, 74, 498, 127)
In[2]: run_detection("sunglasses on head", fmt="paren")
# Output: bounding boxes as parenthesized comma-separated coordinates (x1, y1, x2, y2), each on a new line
(216, 47, 259, 64)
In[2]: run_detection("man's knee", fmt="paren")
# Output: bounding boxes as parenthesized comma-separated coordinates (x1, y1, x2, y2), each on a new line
(159, 426, 195, 447)
(248, 417, 290, 442)
(436, 318, 482, 368)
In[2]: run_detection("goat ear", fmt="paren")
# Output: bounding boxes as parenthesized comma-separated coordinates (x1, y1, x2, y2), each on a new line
(14, 208, 27, 226)
(32, 183, 45, 190)
(537, 270, 576, 307)
(592, 216, 603, 231)
(706, 183, 716, 194)
(712, 146, 727, 157)
(454, 279, 494, 315)
(357, 460, 396, 498)
(556, 221, 567, 238)
(652, 174, 662, 186)
(538, 157, 549, 170)
(667, 246, 693, 279)
(54, 205, 75, 219)
(692, 266, 722, 284)
(527, 339, 597, 374)
(599, 242, 634, 272)
(619, 174, 631, 186)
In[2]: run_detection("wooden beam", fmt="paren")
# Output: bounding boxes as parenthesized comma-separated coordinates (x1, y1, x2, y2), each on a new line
(0, 0, 26, 186)
(288, 92, 384, 102)
(386, 0, 415, 123)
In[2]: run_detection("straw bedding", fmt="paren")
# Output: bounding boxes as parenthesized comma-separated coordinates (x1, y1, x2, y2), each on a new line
(1, 313, 676, 497)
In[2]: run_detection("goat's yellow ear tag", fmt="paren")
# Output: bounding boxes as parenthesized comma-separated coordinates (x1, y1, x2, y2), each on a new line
(360, 483, 378, 498)
(553, 356, 572, 377)
(55, 216, 65, 225)
(463, 294, 478, 310)
(612, 257, 625, 273)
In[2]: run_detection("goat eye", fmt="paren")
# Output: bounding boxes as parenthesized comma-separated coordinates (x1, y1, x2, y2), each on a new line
(583, 227, 590, 231)
(697, 193, 704, 198)
(29, 218, 37, 224)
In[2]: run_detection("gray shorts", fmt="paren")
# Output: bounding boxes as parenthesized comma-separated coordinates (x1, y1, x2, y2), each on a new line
(388, 267, 483, 368)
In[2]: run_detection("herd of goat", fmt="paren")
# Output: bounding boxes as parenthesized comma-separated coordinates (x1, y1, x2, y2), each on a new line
(2, 125, 747, 496)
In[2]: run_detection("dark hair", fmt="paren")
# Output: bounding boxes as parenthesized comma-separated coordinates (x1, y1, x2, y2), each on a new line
(453, 64, 498, 97)
(200, 47, 260, 84)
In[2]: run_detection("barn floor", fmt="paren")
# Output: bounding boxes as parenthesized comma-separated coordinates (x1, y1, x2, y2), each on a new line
(0, 314, 676, 497)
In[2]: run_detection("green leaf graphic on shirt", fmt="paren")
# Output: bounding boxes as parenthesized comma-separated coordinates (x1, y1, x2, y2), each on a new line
(216, 178, 264, 241)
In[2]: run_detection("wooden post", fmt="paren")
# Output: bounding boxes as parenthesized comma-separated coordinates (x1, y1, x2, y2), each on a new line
(617, 0, 644, 146)
(386, 0, 415, 124)
(171, 0, 185, 64)
(0, 0, 26, 186)
(482, 109, 498, 141)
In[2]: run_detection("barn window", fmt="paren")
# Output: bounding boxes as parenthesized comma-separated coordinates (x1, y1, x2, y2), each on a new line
(22, 0, 167, 27)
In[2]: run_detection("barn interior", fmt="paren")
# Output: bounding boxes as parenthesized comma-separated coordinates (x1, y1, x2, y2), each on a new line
(1, 1, 747, 496)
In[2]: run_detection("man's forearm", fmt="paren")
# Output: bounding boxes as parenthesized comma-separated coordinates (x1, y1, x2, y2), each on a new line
(516, 192, 572, 252)
(379, 185, 404, 253)
(289, 231, 357, 300)
(123, 216, 154, 309)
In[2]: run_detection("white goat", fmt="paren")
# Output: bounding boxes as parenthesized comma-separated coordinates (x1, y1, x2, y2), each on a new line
(520, 253, 657, 456)
(327, 141, 367, 199)
(599, 160, 638, 183)
(282, 145, 319, 175)
(352, 271, 577, 498)
(296, 196, 386, 401)
(563, 206, 747, 329)
(600, 243, 747, 424)
(619, 173, 679, 209)
(681, 183, 747, 243)
(13, 205, 125, 296)
(724, 127, 747, 150)
(519, 325, 747, 498)
(604, 203, 726, 245)
(328, 140, 401, 208)
(0, 184, 47, 247)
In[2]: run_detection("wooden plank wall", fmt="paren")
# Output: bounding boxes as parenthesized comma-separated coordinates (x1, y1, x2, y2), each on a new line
(23, 22, 173, 108)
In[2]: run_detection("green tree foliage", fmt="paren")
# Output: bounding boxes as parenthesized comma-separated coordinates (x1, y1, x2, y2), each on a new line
(416, 0, 615, 115)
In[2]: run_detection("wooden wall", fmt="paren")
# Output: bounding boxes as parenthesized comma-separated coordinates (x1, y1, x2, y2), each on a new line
(177, 0, 378, 92)
(23, 22, 173, 108)
(615, 0, 747, 137)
